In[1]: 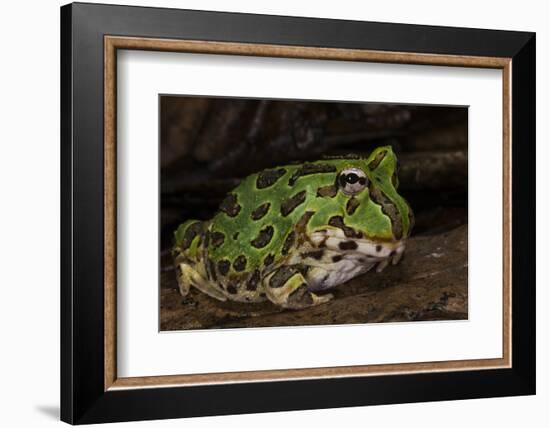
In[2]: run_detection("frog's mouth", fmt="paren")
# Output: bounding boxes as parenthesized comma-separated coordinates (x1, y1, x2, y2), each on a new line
(309, 228, 406, 272)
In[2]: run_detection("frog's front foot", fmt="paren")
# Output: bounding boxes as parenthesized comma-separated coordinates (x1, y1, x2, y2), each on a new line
(263, 265, 334, 310)
(376, 244, 406, 272)
(176, 262, 227, 302)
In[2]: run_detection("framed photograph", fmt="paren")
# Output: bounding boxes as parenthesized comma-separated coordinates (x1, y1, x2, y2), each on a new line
(60, 2, 535, 424)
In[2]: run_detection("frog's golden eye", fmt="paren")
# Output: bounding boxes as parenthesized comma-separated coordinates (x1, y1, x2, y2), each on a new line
(338, 168, 368, 195)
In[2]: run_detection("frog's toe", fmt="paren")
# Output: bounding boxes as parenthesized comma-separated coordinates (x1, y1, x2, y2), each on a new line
(175, 263, 192, 296)
(376, 258, 390, 273)
(312, 292, 334, 305)
(283, 285, 333, 309)
(392, 245, 405, 265)
(176, 263, 227, 301)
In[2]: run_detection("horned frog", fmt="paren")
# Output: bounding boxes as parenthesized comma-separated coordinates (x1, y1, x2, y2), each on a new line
(173, 146, 413, 309)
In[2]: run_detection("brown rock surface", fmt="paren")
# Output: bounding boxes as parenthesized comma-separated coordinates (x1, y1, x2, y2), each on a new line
(160, 224, 468, 331)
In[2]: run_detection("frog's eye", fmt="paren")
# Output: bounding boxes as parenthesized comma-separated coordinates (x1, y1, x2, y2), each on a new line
(338, 168, 368, 195)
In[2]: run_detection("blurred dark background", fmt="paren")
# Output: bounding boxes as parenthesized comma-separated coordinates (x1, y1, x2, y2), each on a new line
(160, 96, 468, 252)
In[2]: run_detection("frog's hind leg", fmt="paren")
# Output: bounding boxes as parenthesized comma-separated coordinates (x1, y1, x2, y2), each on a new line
(173, 219, 227, 301)
(175, 262, 192, 297)
(263, 265, 333, 310)
(175, 262, 227, 301)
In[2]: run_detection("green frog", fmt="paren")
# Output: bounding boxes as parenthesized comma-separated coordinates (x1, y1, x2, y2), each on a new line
(173, 146, 413, 309)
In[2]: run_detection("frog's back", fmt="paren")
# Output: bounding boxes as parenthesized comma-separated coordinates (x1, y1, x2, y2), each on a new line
(207, 161, 342, 271)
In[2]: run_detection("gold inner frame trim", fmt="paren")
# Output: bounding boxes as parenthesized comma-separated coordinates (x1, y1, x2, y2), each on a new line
(104, 35, 512, 391)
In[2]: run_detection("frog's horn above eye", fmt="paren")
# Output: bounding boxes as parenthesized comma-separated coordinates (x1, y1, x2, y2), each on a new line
(367, 146, 398, 173)
(368, 149, 389, 171)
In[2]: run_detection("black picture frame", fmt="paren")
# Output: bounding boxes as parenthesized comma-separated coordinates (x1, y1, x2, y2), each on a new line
(61, 2, 535, 424)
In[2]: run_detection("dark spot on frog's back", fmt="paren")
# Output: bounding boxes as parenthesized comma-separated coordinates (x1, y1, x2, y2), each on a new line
(246, 269, 260, 291)
(251, 225, 274, 248)
(281, 231, 296, 256)
(226, 283, 238, 294)
(256, 168, 286, 189)
(219, 193, 241, 217)
(346, 197, 360, 215)
(339, 240, 358, 251)
(210, 231, 225, 249)
(288, 163, 337, 186)
(181, 221, 202, 250)
(233, 255, 247, 272)
(264, 253, 275, 267)
(316, 184, 337, 198)
(251, 202, 271, 221)
(217, 259, 230, 276)
(328, 216, 363, 239)
(280, 190, 306, 217)
(296, 211, 314, 232)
